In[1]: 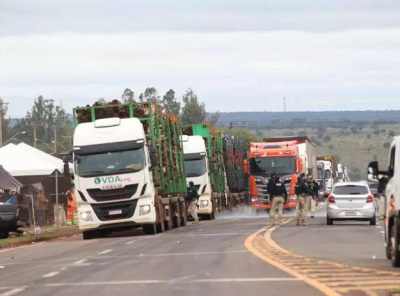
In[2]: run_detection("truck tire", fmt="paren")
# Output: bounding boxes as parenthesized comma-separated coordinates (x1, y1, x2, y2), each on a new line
(165, 203, 173, 231)
(143, 224, 157, 235)
(156, 200, 165, 233)
(82, 230, 96, 240)
(0, 231, 9, 239)
(181, 201, 187, 226)
(390, 218, 400, 267)
(173, 202, 181, 228)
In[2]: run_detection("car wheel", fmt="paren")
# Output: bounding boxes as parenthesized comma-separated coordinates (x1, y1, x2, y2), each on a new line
(327, 216, 333, 225)
(390, 218, 400, 267)
(370, 216, 376, 226)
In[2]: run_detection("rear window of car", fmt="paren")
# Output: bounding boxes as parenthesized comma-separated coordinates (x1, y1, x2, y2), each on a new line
(333, 185, 369, 195)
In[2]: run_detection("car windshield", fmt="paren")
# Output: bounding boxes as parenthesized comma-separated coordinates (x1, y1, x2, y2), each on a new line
(333, 185, 369, 195)
(369, 183, 378, 189)
(185, 157, 207, 177)
(75, 147, 146, 177)
(250, 157, 295, 176)
(324, 169, 331, 179)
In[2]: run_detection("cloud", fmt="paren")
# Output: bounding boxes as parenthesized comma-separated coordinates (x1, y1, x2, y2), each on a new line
(1, 28, 400, 117)
(1, 0, 400, 36)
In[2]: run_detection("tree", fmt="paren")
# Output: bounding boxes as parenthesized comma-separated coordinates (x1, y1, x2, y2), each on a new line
(139, 87, 160, 104)
(209, 111, 219, 126)
(14, 96, 72, 149)
(220, 128, 260, 144)
(121, 88, 134, 103)
(97, 98, 108, 105)
(323, 136, 331, 143)
(366, 133, 371, 139)
(389, 130, 395, 137)
(181, 88, 206, 125)
(328, 144, 334, 151)
(162, 89, 180, 114)
(383, 142, 391, 148)
(374, 129, 380, 135)
(0, 97, 11, 144)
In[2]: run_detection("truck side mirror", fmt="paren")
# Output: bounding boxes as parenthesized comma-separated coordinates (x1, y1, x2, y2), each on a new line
(367, 161, 379, 182)
(150, 146, 158, 167)
(62, 155, 70, 176)
(243, 159, 249, 174)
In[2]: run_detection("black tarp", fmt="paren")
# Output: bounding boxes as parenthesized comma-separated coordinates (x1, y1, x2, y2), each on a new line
(0, 165, 23, 191)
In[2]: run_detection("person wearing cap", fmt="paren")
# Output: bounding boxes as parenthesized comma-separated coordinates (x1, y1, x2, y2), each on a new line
(295, 173, 315, 226)
(186, 181, 200, 224)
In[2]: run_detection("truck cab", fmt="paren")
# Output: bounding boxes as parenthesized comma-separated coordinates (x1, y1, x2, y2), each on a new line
(368, 136, 400, 267)
(323, 161, 334, 193)
(317, 161, 326, 195)
(182, 135, 213, 219)
(71, 117, 158, 238)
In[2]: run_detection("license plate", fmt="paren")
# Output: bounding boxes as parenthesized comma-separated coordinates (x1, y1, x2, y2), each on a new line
(109, 209, 122, 215)
(345, 211, 357, 216)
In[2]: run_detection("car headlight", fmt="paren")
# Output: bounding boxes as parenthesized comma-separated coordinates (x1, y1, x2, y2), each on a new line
(200, 200, 209, 207)
(139, 205, 151, 216)
(80, 211, 93, 222)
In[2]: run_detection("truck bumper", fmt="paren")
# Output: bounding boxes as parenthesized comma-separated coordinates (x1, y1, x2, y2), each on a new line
(78, 196, 157, 231)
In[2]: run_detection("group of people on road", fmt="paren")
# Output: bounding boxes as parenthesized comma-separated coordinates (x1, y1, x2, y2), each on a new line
(268, 172, 320, 226)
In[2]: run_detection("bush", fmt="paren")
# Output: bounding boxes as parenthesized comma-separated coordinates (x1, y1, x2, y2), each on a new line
(366, 133, 371, 139)
(374, 129, 380, 135)
(323, 136, 331, 143)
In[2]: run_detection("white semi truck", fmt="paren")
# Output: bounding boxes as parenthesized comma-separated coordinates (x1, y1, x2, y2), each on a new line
(63, 101, 188, 239)
(182, 135, 214, 219)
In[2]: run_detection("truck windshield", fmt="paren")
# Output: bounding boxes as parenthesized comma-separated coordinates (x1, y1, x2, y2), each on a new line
(324, 170, 331, 179)
(317, 169, 324, 180)
(185, 158, 207, 177)
(75, 147, 146, 177)
(250, 157, 295, 176)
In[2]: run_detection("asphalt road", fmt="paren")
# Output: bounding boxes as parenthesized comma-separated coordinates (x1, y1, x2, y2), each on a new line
(0, 212, 323, 296)
(0, 205, 394, 296)
(272, 205, 391, 271)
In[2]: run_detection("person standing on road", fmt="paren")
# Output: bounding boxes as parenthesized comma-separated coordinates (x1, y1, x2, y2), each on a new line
(307, 175, 320, 218)
(268, 175, 287, 225)
(267, 172, 276, 194)
(295, 173, 315, 226)
(378, 175, 389, 220)
(186, 181, 200, 224)
(36, 190, 48, 228)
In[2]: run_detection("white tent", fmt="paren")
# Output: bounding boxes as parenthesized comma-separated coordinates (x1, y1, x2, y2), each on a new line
(0, 143, 67, 176)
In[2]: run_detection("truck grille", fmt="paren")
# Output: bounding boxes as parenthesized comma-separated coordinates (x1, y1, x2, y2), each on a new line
(87, 184, 138, 202)
(91, 200, 138, 221)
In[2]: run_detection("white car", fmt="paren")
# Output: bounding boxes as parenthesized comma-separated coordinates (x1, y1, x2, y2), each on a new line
(326, 182, 376, 225)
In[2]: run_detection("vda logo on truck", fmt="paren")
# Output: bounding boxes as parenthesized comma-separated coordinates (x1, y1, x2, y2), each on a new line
(94, 176, 131, 184)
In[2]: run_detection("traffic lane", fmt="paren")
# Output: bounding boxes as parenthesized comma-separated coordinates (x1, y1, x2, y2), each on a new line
(0, 218, 324, 296)
(271, 214, 392, 271)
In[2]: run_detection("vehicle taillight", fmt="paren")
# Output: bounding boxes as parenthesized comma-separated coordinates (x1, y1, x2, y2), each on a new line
(366, 195, 374, 203)
(328, 195, 335, 203)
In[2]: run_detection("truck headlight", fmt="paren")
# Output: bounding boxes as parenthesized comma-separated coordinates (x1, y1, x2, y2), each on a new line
(139, 205, 151, 216)
(80, 211, 93, 222)
(200, 200, 209, 207)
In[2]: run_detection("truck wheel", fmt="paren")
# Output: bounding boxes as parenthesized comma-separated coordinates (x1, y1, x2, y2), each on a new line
(165, 204, 173, 231)
(327, 216, 333, 225)
(156, 202, 165, 233)
(181, 201, 187, 226)
(143, 224, 157, 235)
(390, 218, 400, 267)
(173, 202, 181, 228)
(82, 230, 96, 240)
(0, 231, 9, 239)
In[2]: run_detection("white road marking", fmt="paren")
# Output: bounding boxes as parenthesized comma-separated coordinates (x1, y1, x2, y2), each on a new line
(46, 277, 301, 287)
(43, 272, 60, 278)
(60, 267, 68, 271)
(0, 287, 27, 296)
(186, 233, 239, 236)
(138, 250, 249, 257)
(98, 250, 112, 255)
(125, 240, 136, 245)
(73, 259, 87, 265)
(381, 231, 385, 234)
(377, 226, 382, 229)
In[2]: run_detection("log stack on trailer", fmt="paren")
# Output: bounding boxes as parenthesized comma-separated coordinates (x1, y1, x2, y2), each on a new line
(223, 134, 249, 209)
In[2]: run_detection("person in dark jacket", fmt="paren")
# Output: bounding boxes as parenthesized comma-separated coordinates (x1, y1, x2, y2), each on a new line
(307, 175, 320, 218)
(267, 172, 277, 194)
(268, 175, 287, 225)
(295, 173, 315, 226)
(186, 181, 200, 224)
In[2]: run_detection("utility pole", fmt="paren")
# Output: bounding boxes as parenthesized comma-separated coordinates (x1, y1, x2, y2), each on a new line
(283, 97, 286, 112)
(53, 125, 57, 154)
(33, 125, 37, 148)
(0, 100, 8, 147)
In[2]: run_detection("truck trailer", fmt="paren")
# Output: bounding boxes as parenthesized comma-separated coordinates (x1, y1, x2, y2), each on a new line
(317, 155, 337, 195)
(64, 100, 188, 239)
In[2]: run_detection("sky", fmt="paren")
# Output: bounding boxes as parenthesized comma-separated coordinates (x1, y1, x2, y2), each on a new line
(1, 0, 400, 117)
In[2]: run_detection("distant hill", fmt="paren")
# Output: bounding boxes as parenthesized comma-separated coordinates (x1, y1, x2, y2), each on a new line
(210, 110, 400, 126)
